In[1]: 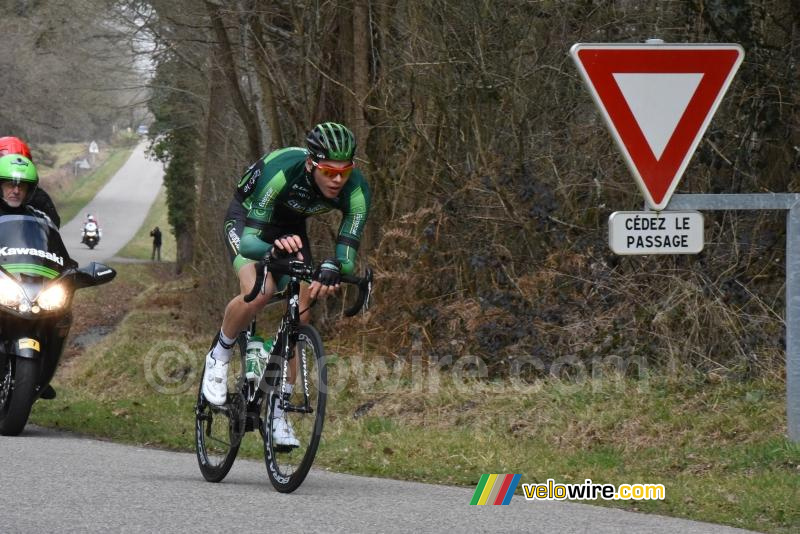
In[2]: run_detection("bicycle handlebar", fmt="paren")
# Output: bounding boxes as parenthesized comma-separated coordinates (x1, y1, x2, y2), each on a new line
(243, 261, 267, 303)
(243, 259, 373, 317)
(342, 267, 373, 317)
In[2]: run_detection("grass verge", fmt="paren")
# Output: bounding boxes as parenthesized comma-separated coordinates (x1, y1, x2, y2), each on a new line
(30, 262, 800, 533)
(115, 185, 176, 261)
(48, 145, 135, 225)
(35, 143, 88, 169)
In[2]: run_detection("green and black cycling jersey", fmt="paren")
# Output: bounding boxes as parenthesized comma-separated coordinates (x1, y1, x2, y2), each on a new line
(232, 147, 370, 275)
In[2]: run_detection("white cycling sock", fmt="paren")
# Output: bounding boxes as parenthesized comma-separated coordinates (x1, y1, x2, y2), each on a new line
(211, 330, 235, 363)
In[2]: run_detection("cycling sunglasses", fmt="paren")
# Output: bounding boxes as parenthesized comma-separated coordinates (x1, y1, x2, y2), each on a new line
(312, 160, 355, 179)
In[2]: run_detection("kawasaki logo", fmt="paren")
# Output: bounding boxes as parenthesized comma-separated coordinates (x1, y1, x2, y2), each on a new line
(0, 247, 65, 266)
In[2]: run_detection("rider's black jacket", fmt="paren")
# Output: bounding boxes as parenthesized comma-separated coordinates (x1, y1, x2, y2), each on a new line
(0, 202, 75, 268)
(29, 188, 61, 228)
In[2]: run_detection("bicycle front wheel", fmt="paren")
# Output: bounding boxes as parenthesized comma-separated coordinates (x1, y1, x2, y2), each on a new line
(195, 333, 246, 482)
(262, 324, 327, 493)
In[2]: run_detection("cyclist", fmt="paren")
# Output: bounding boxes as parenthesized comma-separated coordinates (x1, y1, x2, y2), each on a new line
(0, 136, 61, 227)
(202, 122, 371, 446)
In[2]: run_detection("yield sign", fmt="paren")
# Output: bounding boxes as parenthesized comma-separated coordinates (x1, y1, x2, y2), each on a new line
(570, 43, 744, 210)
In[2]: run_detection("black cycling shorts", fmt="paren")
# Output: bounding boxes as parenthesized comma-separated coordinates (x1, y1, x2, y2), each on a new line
(223, 199, 313, 273)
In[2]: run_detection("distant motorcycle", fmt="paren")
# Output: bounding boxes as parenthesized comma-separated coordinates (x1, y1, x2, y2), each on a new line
(82, 221, 100, 249)
(0, 214, 115, 435)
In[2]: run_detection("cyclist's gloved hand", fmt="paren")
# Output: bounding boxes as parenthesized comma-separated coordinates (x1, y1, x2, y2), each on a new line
(314, 258, 341, 286)
(271, 234, 300, 259)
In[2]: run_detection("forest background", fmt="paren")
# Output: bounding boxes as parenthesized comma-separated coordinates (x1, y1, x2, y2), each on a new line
(7, 0, 800, 387)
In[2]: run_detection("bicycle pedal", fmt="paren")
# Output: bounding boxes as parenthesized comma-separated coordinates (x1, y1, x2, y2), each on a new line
(283, 403, 313, 414)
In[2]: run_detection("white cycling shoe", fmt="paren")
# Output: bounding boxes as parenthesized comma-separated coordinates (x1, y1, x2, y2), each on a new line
(202, 351, 229, 406)
(272, 417, 300, 448)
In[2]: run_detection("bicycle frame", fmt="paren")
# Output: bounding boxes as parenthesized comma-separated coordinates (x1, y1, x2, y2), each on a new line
(242, 261, 318, 425)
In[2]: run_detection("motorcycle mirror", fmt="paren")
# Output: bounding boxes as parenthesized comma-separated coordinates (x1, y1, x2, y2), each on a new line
(73, 262, 116, 289)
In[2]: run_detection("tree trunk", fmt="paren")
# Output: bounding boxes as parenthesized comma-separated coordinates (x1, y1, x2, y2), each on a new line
(175, 231, 195, 274)
(352, 0, 370, 147)
(252, 10, 285, 149)
(192, 36, 235, 304)
(205, 1, 262, 161)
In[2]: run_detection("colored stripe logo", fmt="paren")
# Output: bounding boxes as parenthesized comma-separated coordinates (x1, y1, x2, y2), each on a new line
(470, 474, 521, 505)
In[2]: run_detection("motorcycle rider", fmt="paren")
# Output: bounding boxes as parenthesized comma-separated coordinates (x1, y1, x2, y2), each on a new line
(0, 154, 45, 215)
(0, 136, 61, 228)
(0, 153, 109, 434)
(81, 213, 102, 244)
(0, 154, 72, 271)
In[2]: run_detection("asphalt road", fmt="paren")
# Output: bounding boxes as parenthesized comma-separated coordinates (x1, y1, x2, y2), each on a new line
(0, 426, 756, 534)
(61, 143, 164, 267)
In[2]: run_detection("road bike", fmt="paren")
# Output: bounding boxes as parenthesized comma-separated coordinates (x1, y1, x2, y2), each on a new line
(194, 257, 372, 493)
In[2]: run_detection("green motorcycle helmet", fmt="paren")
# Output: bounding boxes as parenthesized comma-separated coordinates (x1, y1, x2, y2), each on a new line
(0, 154, 38, 207)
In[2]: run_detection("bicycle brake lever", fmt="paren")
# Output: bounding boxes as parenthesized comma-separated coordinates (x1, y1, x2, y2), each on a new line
(363, 279, 372, 311)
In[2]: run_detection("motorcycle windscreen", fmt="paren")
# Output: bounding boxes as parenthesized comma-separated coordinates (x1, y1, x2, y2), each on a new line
(0, 214, 71, 280)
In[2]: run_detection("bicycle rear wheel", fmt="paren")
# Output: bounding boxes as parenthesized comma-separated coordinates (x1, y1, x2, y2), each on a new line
(195, 333, 246, 482)
(262, 324, 327, 493)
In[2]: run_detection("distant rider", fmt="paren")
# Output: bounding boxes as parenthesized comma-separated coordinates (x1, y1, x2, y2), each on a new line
(82, 213, 102, 243)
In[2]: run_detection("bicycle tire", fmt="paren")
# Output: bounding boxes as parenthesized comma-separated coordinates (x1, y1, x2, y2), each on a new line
(0, 356, 38, 436)
(262, 324, 327, 493)
(195, 333, 247, 482)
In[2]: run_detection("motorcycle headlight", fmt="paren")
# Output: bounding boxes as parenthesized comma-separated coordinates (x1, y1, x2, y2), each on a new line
(37, 283, 68, 311)
(0, 277, 25, 308)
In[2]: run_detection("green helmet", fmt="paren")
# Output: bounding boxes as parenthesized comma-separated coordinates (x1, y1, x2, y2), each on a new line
(306, 122, 356, 161)
(0, 154, 38, 206)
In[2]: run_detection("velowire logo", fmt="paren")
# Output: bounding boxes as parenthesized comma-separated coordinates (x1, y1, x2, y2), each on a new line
(470, 474, 521, 505)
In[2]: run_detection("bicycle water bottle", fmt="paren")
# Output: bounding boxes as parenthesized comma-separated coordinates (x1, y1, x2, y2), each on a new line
(246, 336, 268, 380)
(246, 336, 277, 381)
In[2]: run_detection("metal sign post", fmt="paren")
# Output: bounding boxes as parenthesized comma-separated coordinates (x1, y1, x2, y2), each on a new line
(667, 193, 800, 442)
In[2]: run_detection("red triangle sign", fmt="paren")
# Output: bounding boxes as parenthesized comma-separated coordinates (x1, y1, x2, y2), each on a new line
(570, 43, 744, 210)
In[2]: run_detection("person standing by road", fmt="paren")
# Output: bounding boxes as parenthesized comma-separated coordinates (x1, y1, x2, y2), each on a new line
(150, 226, 162, 261)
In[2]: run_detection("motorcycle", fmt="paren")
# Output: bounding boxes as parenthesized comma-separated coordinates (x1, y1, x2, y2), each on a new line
(0, 213, 115, 435)
(82, 221, 100, 249)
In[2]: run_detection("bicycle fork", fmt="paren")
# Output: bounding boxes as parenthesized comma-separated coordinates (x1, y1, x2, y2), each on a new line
(277, 342, 313, 414)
